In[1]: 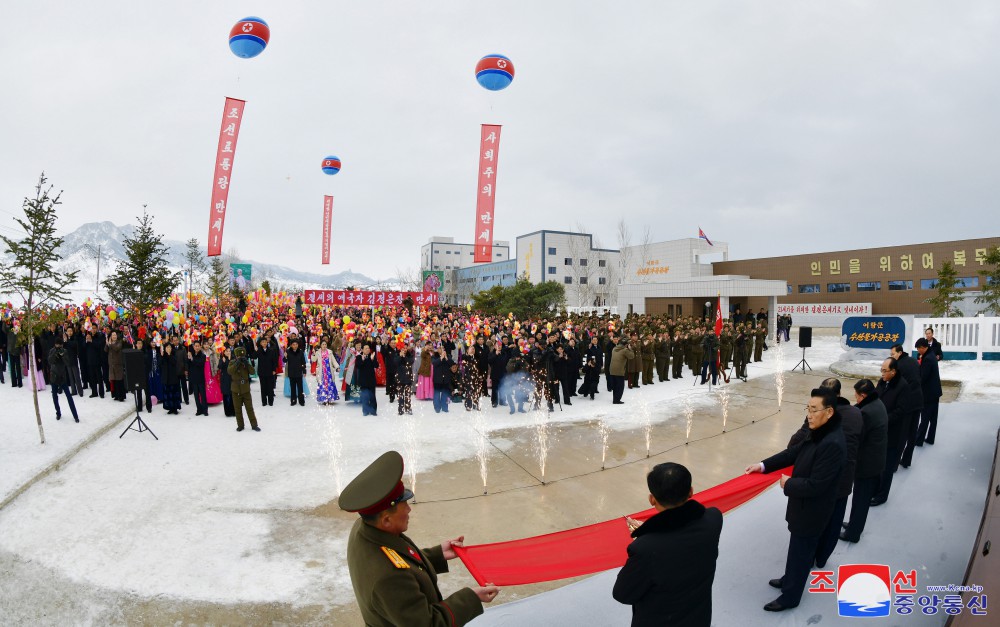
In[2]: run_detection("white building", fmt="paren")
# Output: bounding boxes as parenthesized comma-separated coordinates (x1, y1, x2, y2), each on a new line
(420, 236, 510, 304)
(514, 230, 620, 308)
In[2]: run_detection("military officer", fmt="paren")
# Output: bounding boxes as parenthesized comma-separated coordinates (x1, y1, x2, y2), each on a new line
(754, 327, 766, 362)
(641, 334, 656, 385)
(654, 332, 671, 382)
(227, 346, 260, 432)
(341, 451, 499, 626)
(671, 331, 686, 380)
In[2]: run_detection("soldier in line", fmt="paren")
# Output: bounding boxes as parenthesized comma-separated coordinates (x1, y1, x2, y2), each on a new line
(641, 334, 656, 385)
(228, 346, 260, 432)
(654, 332, 671, 382)
(671, 331, 686, 380)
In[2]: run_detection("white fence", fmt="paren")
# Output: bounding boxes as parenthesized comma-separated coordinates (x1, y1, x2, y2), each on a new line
(565, 306, 619, 316)
(916, 317, 1000, 360)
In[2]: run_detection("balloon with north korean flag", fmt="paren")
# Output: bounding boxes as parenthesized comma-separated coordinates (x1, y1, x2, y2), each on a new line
(229, 17, 270, 59)
(322, 156, 342, 175)
(475, 54, 515, 91)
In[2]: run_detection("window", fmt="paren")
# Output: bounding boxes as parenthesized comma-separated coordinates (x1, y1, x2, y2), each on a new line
(434, 265, 441, 270)
(548, 247, 556, 255)
(598, 277, 607, 285)
(827, 283, 851, 293)
(957, 277, 979, 288)
(446, 251, 451, 254)
(676, 305, 682, 316)
(564, 258, 573, 266)
(496, 252, 502, 257)
(798, 284, 820, 294)
(889, 280, 913, 291)
(579, 277, 588, 285)
(599, 259, 607, 267)
(548, 267, 556, 275)
(787, 285, 792, 295)
(857, 281, 881, 292)
(579, 259, 588, 266)
(920, 279, 938, 290)
(564, 276, 572, 284)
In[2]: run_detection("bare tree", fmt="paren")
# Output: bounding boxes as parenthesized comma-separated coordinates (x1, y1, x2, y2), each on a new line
(637, 225, 653, 284)
(394, 266, 423, 292)
(568, 222, 600, 307)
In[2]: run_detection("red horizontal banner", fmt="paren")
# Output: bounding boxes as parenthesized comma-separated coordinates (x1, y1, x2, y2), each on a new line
(302, 290, 439, 307)
(454, 466, 791, 586)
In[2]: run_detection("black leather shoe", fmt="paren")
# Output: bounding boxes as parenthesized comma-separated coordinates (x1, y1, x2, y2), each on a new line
(841, 522, 849, 530)
(768, 578, 783, 589)
(764, 599, 795, 612)
(840, 531, 858, 543)
(252, 426, 261, 432)
(236, 427, 244, 432)
(870, 497, 886, 507)
(900, 462, 910, 468)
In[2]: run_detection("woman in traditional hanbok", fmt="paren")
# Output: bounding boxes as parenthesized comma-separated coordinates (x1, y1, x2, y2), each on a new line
(205, 347, 223, 405)
(415, 343, 434, 400)
(312, 339, 340, 404)
(375, 337, 387, 387)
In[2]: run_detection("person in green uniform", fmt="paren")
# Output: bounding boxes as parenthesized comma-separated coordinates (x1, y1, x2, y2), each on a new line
(689, 328, 705, 378)
(733, 327, 748, 380)
(754, 327, 766, 362)
(228, 346, 260, 432)
(626, 333, 642, 389)
(641, 334, 656, 385)
(719, 326, 733, 372)
(654, 332, 671, 382)
(340, 451, 499, 626)
(671, 331, 686, 380)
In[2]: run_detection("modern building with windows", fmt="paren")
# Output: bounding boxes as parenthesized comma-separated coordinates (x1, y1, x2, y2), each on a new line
(455, 259, 518, 302)
(713, 237, 1000, 315)
(420, 236, 510, 304)
(514, 230, 620, 307)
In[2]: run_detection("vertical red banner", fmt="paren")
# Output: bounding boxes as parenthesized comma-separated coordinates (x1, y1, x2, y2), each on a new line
(207, 97, 246, 257)
(322, 195, 333, 265)
(473, 124, 501, 263)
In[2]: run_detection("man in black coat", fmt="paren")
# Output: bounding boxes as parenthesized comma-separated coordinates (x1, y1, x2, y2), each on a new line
(284, 338, 307, 406)
(923, 327, 944, 361)
(785, 379, 862, 568)
(914, 338, 943, 446)
(487, 341, 509, 408)
(188, 341, 209, 416)
(7, 324, 23, 387)
(355, 343, 379, 417)
(255, 337, 277, 406)
(892, 344, 924, 468)
(746, 389, 846, 612)
(382, 341, 399, 404)
(83, 332, 106, 398)
(613, 462, 723, 627)
(431, 348, 455, 413)
(48, 337, 80, 422)
(871, 357, 913, 505)
(842, 379, 888, 543)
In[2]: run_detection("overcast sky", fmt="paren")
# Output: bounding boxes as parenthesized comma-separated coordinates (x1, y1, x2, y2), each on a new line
(2, 1, 998, 278)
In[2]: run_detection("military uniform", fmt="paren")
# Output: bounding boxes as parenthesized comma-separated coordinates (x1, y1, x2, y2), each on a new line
(654, 337, 671, 382)
(689, 334, 704, 377)
(341, 451, 487, 627)
(671, 335, 685, 379)
(626, 340, 642, 388)
(733, 330, 748, 379)
(754, 328, 766, 362)
(227, 347, 259, 431)
(641, 338, 655, 385)
(719, 330, 733, 371)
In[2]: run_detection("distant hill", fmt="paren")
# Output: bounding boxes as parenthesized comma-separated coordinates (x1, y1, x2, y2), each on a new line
(3, 221, 389, 298)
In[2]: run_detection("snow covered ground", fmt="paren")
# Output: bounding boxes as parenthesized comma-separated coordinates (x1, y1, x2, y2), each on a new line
(0, 330, 995, 619)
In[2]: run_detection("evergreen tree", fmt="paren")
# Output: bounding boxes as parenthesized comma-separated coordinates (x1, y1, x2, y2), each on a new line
(102, 207, 181, 315)
(183, 237, 207, 296)
(927, 261, 963, 317)
(471, 276, 566, 318)
(975, 245, 1000, 315)
(0, 173, 79, 444)
(206, 255, 229, 300)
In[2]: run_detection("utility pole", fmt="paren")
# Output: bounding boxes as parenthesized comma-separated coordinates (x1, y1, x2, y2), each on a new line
(83, 244, 103, 297)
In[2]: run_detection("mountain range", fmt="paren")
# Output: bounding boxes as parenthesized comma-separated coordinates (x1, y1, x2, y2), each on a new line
(6, 221, 386, 294)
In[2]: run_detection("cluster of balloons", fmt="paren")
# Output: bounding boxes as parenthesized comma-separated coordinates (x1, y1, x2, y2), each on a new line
(226, 19, 515, 178)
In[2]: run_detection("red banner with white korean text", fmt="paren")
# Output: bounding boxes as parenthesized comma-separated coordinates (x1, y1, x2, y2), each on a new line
(207, 97, 246, 257)
(321, 195, 333, 265)
(302, 290, 440, 308)
(473, 124, 501, 262)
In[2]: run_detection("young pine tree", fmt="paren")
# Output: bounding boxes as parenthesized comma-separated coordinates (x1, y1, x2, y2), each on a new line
(0, 174, 79, 444)
(975, 246, 1000, 315)
(183, 237, 207, 296)
(103, 207, 181, 315)
(927, 261, 963, 318)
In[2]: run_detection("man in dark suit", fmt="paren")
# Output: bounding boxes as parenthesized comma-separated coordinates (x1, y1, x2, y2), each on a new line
(914, 338, 942, 446)
(871, 357, 912, 505)
(923, 327, 944, 361)
(613, 462, 723, 626)
(841, 378, 888, 543)
(746, 389, 846, 612)
(892, 344, 924, 468)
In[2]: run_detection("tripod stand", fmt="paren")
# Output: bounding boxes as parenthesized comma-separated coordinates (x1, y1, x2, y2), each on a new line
(792, 347, 812, 374)
(120, 389, 158, 440)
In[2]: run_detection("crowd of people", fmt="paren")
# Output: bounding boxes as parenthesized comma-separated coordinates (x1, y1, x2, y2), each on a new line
(1, 292, 778, 428)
